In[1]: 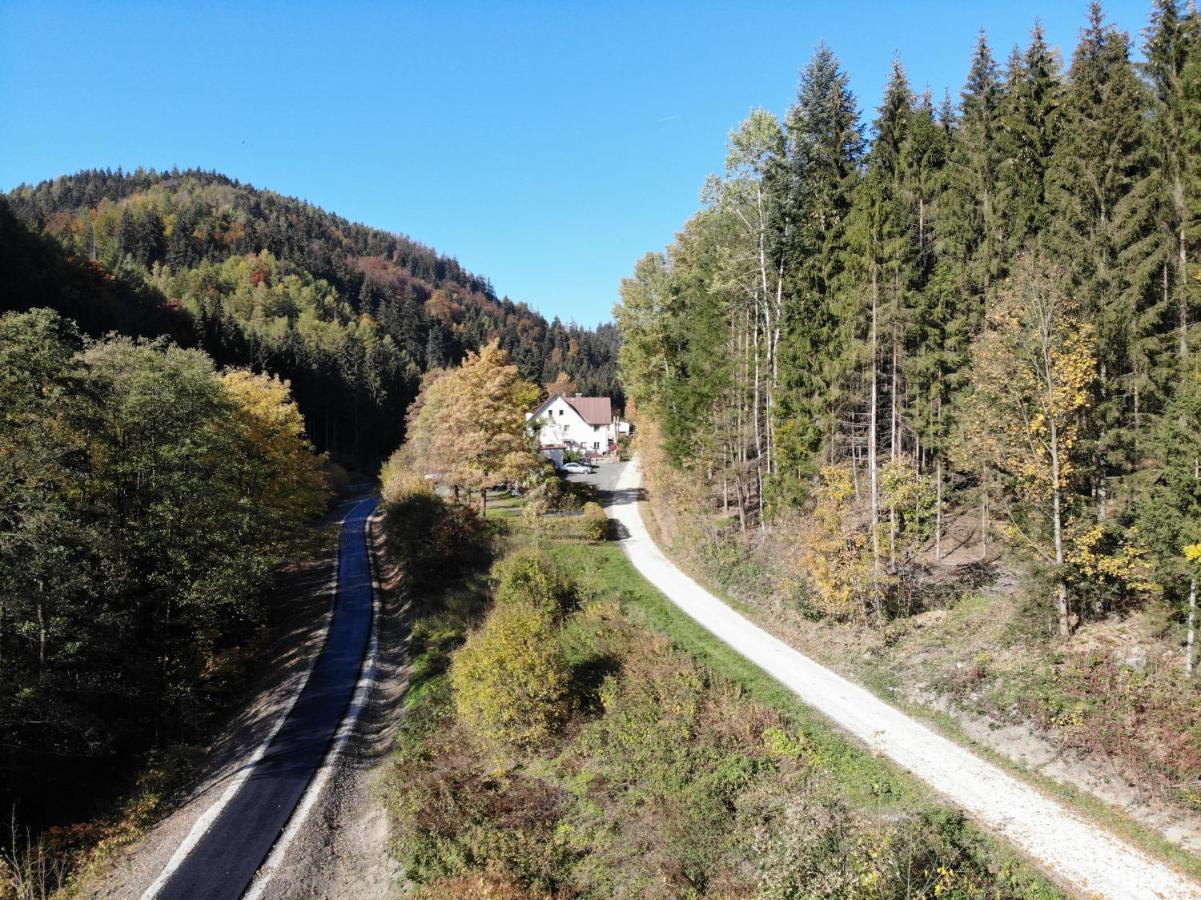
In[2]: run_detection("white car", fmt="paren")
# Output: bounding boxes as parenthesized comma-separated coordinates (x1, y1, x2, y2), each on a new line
(561, 462, 592, 475)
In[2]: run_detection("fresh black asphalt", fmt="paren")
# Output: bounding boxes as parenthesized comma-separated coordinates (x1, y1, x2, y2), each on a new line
(157, 495, 379, 900)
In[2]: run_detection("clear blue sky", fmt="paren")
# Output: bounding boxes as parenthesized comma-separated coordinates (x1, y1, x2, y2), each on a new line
(1, 1, 1151, 327)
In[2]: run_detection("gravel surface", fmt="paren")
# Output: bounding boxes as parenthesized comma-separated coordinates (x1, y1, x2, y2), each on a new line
(608, 458, 1201, 900)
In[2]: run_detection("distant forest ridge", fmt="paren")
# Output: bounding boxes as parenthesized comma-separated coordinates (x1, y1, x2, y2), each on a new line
(1, 168, 621, 463)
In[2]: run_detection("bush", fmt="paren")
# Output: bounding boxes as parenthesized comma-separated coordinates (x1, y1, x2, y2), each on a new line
(390, 722, 569, 888)
(382, 469, 485, 590)
(522, 464, 589, 515)
(451, 600, 571, 748)
(581, 502, 609, 542)
(493, 550, 575, 618)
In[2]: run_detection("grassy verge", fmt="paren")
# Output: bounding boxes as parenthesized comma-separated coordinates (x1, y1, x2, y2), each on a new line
(383, 501, 1061, 897)
(635, 496, 1201, 885)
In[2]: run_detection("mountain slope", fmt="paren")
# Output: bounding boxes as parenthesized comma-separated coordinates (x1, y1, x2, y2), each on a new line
(3, 168, 620, 462)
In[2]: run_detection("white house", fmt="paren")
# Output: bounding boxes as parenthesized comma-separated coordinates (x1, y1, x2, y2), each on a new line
(527, 394, 619, 456)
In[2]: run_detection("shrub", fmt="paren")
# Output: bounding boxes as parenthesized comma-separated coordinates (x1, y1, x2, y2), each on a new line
(581, 502, 609, 542)
(522, 465, 591, 515)
(493, 550, 575, 618)
(382, 469, 485, 590)
(797, 463, 875, 621)
(451, 601, 571, 748)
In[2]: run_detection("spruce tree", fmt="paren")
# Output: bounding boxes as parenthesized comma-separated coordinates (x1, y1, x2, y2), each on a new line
(775, 45, 864, 496)
(1137, 0, 1199, 377)
(996, 24, 1063, 258)
(1047, 3, 1151, 516)
(839, 61, 916, 582)
(938, 31, 1006, 330)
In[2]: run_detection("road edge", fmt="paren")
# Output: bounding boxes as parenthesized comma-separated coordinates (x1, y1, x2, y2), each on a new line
(136, 502, 356, 900)
(243, 504, 384, 899)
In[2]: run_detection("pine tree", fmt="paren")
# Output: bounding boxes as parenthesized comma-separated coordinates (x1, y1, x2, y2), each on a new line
(1137, 0, 1200, 378)
(1137, 371, 1201, 676)
(938, 32, 1006, 325)
(840, 60, 915, 587)
(1047, 3, 1151, 517)
(775, 45, 864, 497)
(996, 23, 1063, 257)
(898, 94, 955, 554)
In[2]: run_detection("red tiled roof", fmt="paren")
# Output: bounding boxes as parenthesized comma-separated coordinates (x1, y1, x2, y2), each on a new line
(565, 396, 612, 426)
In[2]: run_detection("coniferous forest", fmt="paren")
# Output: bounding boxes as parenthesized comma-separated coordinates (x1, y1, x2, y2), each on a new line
(619, 1, 1200, 635)
(617, 0, 1201, 804)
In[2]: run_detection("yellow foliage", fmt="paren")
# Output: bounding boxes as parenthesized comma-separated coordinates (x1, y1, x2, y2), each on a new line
(450, 599, 571, 748)
(398, 342, 542, 500)
(1070, 524, 1161, 601)
(379, 459, 435, 505)
(958, 253, 1096, 553)
(878, 456, 935, 564)
(221, 369, 329, 523)
(1184, 543, 1201, 565)
(798, 464, 874, 621)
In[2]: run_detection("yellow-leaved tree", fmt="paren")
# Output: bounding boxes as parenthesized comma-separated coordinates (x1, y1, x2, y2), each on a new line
(387, 341, 542, 513)
(222, 369, 330, 530)
(958, 253, 1096, 637)
(798, 464, 875, 621)
(543, 370, 577, 397)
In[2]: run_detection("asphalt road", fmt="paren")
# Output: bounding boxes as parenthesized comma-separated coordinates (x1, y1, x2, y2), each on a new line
(564, 460, 627, 492)
(155, 496, 379, 900)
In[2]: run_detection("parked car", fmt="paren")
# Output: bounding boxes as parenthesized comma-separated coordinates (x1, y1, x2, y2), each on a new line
(561, 462, 592, 475)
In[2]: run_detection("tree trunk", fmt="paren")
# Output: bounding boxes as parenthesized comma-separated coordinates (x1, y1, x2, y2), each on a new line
(980, 479, 988, 561)
(891, 320, 899, 462)
(37, 599, 46, 669)
(935, 456, 943, 561)
(1187, 575, 1196, 678)
(1180, 214, 1190, 365)
(1050, 423, 1069, 637)
(869, 271, 881, 606)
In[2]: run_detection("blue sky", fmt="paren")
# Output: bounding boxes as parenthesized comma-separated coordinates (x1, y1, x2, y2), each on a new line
(1, 1, 1152, 327)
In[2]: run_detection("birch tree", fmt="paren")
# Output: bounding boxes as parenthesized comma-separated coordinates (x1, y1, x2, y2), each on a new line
(960, 253, 1096, 635)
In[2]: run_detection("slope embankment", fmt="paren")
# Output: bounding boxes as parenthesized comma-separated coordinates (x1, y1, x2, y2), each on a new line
(607, 459, 1201, 900)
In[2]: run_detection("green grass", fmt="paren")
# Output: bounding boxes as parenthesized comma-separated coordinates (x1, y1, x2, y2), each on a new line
(483, 489, 529, 519)
(531, 536, 1062, 895)
(628, 500, 1201, 886)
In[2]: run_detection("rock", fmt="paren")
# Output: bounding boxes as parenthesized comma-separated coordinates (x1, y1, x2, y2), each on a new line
(1116, 643, 1148, 673)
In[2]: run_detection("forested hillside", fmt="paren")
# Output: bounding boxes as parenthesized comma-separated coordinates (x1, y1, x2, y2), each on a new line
(0, 308, 329, 836)
(617, 0, 1200, 804)
(2, 169, 620, 463)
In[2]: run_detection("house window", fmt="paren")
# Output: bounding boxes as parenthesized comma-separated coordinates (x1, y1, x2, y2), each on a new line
(593, 442, 599, 449)
(593, 425, 599, 432)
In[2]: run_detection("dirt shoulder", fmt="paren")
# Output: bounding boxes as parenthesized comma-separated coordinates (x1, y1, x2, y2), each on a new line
(254, 512, 408, 899)
(71, 492, 412, 899)
(72, 523, 342, 898)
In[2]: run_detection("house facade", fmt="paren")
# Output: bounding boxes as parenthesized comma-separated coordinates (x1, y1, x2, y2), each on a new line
(527, 394, 619, 456)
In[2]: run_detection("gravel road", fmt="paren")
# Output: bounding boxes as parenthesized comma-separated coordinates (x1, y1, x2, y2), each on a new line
(607, 458, 1201, 900)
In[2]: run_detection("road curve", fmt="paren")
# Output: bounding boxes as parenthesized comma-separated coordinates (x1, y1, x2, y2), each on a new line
(150, 496, 379, 900)
(606, 460, 1200, 900)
